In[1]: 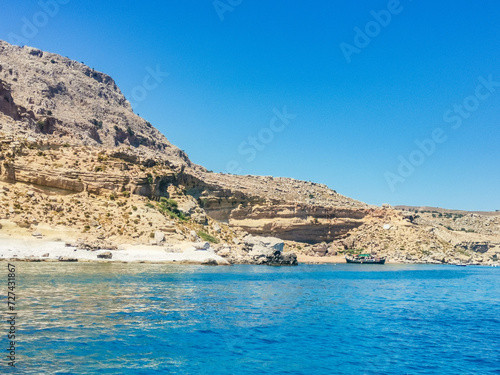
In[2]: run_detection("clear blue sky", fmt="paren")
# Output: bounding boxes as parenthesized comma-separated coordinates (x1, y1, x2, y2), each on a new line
(1, 1, 499, 211)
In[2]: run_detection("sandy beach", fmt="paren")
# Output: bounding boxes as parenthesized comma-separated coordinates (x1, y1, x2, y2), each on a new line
(296, 254, 346, 264)
(0, 235, 231, 265)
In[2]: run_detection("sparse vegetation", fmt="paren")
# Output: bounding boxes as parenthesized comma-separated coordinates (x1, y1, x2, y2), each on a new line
(157, 197, 187, 221)
(90, 119, 103, 129)
(341, 248, 365, 255)
(36, 119, 48, 131)
(197, 231, 219, 244)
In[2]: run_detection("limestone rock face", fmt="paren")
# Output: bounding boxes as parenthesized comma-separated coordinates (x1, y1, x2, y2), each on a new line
(231, 205, 367, 244)
(154, 231, 165, 244)
(243, 235, 297, 266)
(456, 242, 489, 253)
(311, 243, 328, 256)
(193, 242, 210, 250)
(244, 235, 285, 252)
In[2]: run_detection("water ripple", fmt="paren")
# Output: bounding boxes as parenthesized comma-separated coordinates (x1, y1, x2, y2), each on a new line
(8, 263, 500, 374)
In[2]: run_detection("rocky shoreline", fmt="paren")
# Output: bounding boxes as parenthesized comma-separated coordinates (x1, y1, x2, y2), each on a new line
(0, 236, 231, 265)
(0, 234, 299, 266)
(1, 232, 497, 267)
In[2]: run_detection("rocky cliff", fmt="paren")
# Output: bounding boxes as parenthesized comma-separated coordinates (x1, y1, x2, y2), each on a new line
(0, 41, 190, 168)
(0, 40, 498, 266)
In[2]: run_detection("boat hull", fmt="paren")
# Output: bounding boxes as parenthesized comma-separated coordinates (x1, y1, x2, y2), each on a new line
(345, 257, 386, 264)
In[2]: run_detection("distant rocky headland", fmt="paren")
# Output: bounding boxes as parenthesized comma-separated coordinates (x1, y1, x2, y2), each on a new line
(0, 40, 498, 265)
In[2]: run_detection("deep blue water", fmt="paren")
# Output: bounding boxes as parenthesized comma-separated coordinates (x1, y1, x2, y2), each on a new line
(4, 263, 500, 374)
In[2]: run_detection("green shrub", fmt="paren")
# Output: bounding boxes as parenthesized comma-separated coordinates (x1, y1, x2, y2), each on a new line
(157, 198, 187, 221)
(197, 231, 219, 244)
(159, 197, 177, 208)
(342, 248, 365, 255)
(147, 173, 154, 184)
(90, 119, 103, 129)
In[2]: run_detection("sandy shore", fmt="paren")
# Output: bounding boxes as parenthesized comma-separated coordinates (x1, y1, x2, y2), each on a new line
(0, 235, 231, 265)
(297, 254, 405, 265)
(297, 254, 346, 264)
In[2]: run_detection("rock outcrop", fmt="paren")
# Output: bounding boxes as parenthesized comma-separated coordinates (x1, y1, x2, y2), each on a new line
(214, 236, 297, 265)
(229, 204, 368, 244)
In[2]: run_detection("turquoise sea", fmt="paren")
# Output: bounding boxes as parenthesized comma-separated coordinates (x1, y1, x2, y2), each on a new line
(4, 263, 500, 374)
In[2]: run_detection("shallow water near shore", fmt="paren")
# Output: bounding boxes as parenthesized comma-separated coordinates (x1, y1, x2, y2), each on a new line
(5, 263, 500, 374)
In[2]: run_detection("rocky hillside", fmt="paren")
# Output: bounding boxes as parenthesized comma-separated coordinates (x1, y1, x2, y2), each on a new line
(0, 40, 190, 169)
(0, 40, 498, 266)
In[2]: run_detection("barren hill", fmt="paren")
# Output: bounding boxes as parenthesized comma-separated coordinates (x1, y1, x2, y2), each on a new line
(0, 40, 190, 168)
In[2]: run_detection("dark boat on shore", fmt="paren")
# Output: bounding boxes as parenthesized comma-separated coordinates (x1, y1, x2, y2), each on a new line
(345, 254, 386, 264)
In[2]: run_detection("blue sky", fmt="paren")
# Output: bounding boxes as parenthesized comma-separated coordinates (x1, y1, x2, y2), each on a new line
(1, 1, 499, 211)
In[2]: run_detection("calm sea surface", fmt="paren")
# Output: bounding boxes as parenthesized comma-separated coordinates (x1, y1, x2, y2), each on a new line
(4, 263, 500, 374)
